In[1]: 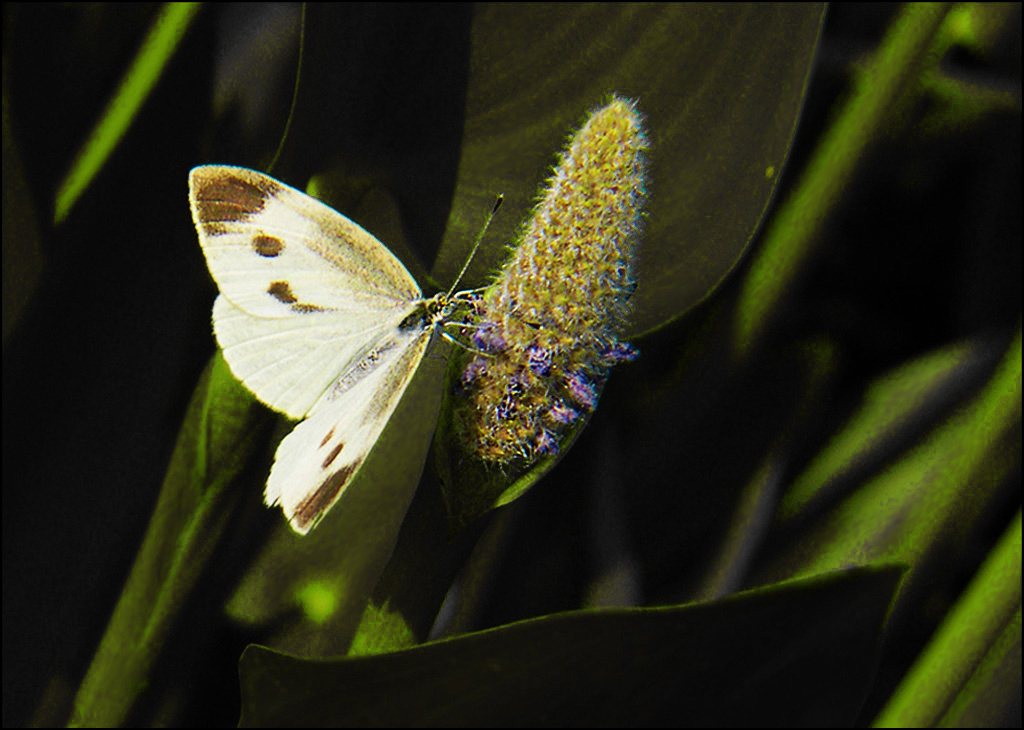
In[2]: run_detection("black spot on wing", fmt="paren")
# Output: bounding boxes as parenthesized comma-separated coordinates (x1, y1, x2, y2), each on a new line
(321, 441, 345, 470)
(267, 281, 325, 313)
(292, 302, 325, 313)
(268, 281, 297, 304)
(293, 461, 360, 532)
(253, 234, 284, 257)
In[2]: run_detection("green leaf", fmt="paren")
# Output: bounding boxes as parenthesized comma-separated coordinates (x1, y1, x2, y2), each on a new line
(240, 566, 904, 727)
(70, 352, 273, 726)
(225, 341, 452, 657)
(732, 2, 955, 357)
(777, 337, 1005, 523)
(874, 511, 1021, 727)
(54, 3, 202, 224)
(756, 327, 1021, 586)
(433, 4, 827, 337)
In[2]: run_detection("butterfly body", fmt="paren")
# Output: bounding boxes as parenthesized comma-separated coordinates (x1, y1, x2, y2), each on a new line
(190, 165, 463, 534)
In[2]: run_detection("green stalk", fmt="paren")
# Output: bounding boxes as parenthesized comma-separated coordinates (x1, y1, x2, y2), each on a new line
(733, 2, 952, 358)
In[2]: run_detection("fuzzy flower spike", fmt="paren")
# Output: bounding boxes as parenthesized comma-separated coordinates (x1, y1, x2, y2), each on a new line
(456, 95, 648, 464)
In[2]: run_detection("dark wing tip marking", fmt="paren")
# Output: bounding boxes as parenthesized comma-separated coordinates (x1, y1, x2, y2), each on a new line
(192, 169, 275, 225)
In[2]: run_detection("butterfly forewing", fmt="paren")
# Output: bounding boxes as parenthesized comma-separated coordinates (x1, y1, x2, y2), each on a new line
(190, 166, 421, 317)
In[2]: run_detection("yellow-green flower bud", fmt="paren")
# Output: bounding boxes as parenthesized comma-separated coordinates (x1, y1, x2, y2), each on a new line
(457, 95, 648, 463)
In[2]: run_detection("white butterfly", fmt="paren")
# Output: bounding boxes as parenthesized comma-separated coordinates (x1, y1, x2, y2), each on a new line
(189, 165, 472, 534)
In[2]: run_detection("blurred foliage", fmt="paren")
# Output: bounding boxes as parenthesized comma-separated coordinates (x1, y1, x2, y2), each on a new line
(2, 3, 1019, 727)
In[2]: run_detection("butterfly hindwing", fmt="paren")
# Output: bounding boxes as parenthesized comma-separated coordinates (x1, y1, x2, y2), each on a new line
(265, 318, 435, 533)
(211, 294, 406, 420)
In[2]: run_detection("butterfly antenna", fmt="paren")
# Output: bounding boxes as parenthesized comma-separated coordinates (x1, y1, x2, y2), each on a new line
(448, 194, 503, 296)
